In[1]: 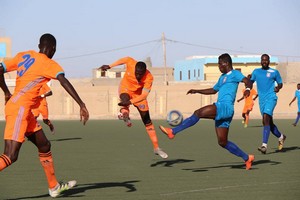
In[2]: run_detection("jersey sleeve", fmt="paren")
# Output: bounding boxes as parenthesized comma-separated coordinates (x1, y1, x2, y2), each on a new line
(2, 53, 22, 72)
(42, 59, 64, 79)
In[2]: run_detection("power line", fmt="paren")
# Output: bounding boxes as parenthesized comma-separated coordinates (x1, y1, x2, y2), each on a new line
(56, 39, 160, 60)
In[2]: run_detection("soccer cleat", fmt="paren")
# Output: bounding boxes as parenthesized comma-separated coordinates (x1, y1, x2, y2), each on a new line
(292, 123, 296, 127)
(258, 146, 267, 154)
(244, 124, 248, 128)
(278, 135, 287, 151)
(245, 154, 254, 170)
(159, 125, 175, 139)
(49, 180, 77, 198)
(154, 148, 168, 159)
(242, 120, 245, 124)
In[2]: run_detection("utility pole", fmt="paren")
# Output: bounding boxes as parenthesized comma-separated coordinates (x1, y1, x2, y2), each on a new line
(162, 32, 168, 85)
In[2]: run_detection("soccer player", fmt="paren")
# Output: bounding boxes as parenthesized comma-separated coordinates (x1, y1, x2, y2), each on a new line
(98, 57, 168, 159)
(32, 82, 55, 133)
(237, 75, 258, 128)
(0, 33, 89, 198)
(288, 83, 300, 126)
(250, 54, 286, 154)
(159, 53, 255, 170)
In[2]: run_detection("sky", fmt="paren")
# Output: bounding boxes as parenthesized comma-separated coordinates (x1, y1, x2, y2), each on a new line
(1, 0, 300, 78)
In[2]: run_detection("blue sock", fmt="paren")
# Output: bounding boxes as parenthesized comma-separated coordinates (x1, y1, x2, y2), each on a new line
(295, 114, 300, 124)
(270, 125, 281, 138)
(172, 114, 200, 134)
(224, 141, 248, 161)
(262, 126, 271, 144)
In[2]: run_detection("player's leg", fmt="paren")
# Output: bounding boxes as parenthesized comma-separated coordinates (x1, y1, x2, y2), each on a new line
(268, 117, 286, 151)
(160, 104, 216, 139)
(215, 126, 253, 170)
(293, 112, 300, 126)
(1, 105, 27, 171)
(119, 93, 132, 127)
(0, 140, 22, 171)
(242, 112, 246, 124)
(138, 105, 168, 158)
(244, 110, 251, 128)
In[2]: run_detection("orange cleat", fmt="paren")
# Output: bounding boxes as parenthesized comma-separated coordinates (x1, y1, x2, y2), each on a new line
(245, 154, 254, 170)
(159, 125, 175, 139)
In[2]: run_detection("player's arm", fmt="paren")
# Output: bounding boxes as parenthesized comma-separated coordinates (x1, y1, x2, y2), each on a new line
(0, 63, 12, 103)
(187, 88, 217, 95)
(237, 95, 245, 103)
(253, 94, 258, 101)
(98, 57, 135, 71)
(289, 96, 296, 106)
(274, 83, 283, 93)
(56, 74, 89, 125)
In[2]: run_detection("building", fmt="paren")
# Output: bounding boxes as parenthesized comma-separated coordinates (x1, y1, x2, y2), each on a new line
(174, 55, 279, 82)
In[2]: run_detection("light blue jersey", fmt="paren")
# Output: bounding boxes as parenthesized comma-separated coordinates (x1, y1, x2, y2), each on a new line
(213, 70, 245, 104)
(251, 67, 282, 116)
(295, 90, 300, 112)
(251, 68, 282, 101)
(213, 70, 245, 126)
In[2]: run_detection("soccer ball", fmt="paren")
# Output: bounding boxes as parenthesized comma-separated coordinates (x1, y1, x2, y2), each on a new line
(167, 110, 183, 127)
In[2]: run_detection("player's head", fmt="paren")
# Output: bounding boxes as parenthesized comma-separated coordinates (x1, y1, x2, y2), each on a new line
(135, 61, 147, 82)
(247, 74, 252, 79)
(261, 54, 270, 69)
(218, 53, 232, 74)
(297, 83, 300, 90)
(39, 33, 56, 59)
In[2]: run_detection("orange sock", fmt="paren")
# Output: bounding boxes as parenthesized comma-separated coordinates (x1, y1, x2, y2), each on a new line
(146, 124, 159, 149)
(0, 154, 12, 171)
(39, 151, 58, 189)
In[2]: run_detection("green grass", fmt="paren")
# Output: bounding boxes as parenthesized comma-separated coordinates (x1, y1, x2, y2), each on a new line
(0, 119, 299, 200)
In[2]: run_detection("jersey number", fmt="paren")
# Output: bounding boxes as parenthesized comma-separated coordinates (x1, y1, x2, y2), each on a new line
(17, 54, 35, 77)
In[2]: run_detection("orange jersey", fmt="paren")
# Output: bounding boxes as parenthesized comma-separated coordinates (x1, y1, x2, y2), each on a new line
(109, 57, 153, 94)
(2, 50, 64, 108)
(243, 89, 257, 107)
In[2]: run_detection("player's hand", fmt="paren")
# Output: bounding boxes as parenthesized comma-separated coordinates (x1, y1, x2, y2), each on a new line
(4, 93, 12, 104)
(118, 101, 131, 107)
(80, 104, 89, 125)
(98, 65, 110, 71)
(274, 86, 280, 93)
(187, 89, 198, 95)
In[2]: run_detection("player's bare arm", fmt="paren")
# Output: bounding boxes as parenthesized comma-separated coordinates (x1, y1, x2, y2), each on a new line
(274, 83, 283, 93)
(57, 74, 89, 125)
(0, 64, 12, 103)
(187, 88, 217, 95)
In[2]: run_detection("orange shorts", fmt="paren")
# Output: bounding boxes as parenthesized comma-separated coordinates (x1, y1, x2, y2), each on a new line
(242, 103, 254, 114)
(32, 98, 49, 119)
(4, 101, 42, 143)
(119, 85, 149, 111)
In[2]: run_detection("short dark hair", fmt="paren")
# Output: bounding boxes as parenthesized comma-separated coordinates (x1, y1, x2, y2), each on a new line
(40, 33, 56, 46)
(136, 61, 146, 71)
(261, 54, 270, 59)
(218, 53, 232, 66)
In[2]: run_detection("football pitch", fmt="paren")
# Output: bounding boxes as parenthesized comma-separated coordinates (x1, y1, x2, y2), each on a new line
(0, 119, 299, 200)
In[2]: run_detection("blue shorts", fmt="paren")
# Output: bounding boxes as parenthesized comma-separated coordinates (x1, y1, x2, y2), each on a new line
(259, 98, 277, 116)
(214, 102, 234, 128)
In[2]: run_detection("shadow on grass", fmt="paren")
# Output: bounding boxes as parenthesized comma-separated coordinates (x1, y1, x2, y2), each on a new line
(182, 159, 281, 172)
(49, 137, 82, 142)
(272, 146, 300, 154)
(150, 159, 195, 167)
(5, 180, 140, 200)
